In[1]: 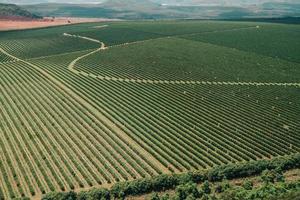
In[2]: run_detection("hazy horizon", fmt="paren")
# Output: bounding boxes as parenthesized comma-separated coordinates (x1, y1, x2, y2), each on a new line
(1, 0, 299, 5)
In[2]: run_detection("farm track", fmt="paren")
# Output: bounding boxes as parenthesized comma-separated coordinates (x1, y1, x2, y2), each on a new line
(62, 32, 300, 88)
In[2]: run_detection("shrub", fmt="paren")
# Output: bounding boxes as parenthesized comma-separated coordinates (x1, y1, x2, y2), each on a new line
(77, 188, 110, 200)
(41, 153, 300, 200)
(177, 172, 194, 184)
(201, 181, 211, 194)
(42, 191, 76, 200)
(160, 193, 170, 200)
(0, 189, 4, 200)
(175, 182, 201, 200)
(214, 184, 223, 193)
(260, 169, 285, 185)
(185, 194, 196, 200)
(242, 179, 253, 190)
(150, 192, 160, 200)
(221, 180, 231, 191)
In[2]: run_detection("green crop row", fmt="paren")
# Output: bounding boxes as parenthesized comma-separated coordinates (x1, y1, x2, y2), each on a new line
(76, 37, 300, 83)
(31, 51, 300, 175)
(41, 153, 300, 199)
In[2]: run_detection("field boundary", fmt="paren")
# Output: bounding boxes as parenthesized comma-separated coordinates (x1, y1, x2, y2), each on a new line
(63, 33, 300, 88)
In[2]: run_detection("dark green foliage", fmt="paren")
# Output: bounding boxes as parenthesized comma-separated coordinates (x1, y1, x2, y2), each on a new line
(185, 194, 196, 200)
(214, 184, 223, 193)
(150, 192, 160, 200)
(110, 174, 180, 198)
(41, 153, 300, 200)
(271, 190, 300, 200)
(175, 182, 201, 199)
(221, 180, 231, 192)
(202, 181, 211, 194)
(14, 198, 31, 200)
(42, 191, 77, 200)
(160, 193, 170, 200)
(77, 189, 110, 200)
(207, 153, 300, 182)
(215, 180, 231, 194)
(0, 189, 4, 200)
(175, 172, 193, 185)
(220, 181, 300, 200)
(261, 169, 285, 184)
(242, 179, 253, 190)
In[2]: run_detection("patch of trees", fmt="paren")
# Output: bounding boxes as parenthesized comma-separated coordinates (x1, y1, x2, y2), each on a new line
(150, 170, 300, 200)
(40, 153, 300, 200)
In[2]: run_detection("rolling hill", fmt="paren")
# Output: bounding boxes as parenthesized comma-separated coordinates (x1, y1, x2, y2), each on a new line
(0, 3, 41, 19)
(19, 0, 300, 20)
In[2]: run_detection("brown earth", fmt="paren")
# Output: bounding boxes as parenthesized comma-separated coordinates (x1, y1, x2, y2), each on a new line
(0, 17, 118, 31)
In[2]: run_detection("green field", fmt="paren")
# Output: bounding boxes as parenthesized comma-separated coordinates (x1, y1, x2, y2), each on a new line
(0, 20, 299, 199)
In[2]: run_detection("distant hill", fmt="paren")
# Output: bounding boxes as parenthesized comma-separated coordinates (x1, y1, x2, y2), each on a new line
(20, 0, 300, 20)
(101, 0, 160, 11)
(152, 0, 300, 6)
(0, 3, 41, 19)
(0, 0, 105, 4)
(2, 0, 300, 6)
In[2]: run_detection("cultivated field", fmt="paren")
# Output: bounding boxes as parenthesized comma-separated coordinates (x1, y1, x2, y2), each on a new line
(0, 20, 299, 199)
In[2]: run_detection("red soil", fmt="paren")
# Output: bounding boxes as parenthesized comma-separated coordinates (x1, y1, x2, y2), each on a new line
(0, 17, 115, 31)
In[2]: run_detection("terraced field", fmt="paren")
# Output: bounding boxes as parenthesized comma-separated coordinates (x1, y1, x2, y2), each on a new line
(0, 20, 299, 199)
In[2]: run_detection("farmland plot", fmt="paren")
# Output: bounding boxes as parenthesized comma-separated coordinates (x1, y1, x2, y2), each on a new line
(0, 35, 98, 59)
(0, 60, 163, 199)
(74, 37, 300, 83)
(181, 24, 300, 63)
(69, 27, 163, 46)
(112, 20, 252, 36)
(31, 51, 300, 173)
(0, 20, 299, 199)
(0, 52, 15, 63)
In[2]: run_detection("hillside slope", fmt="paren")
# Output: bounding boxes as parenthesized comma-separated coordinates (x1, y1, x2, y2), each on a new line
(0, 3, 41, 19)
(22, 0, 300, 20)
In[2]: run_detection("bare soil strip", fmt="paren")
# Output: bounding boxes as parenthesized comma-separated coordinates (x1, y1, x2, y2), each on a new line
(63, 32, 300, 88)
(0, 18, 115, 31)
